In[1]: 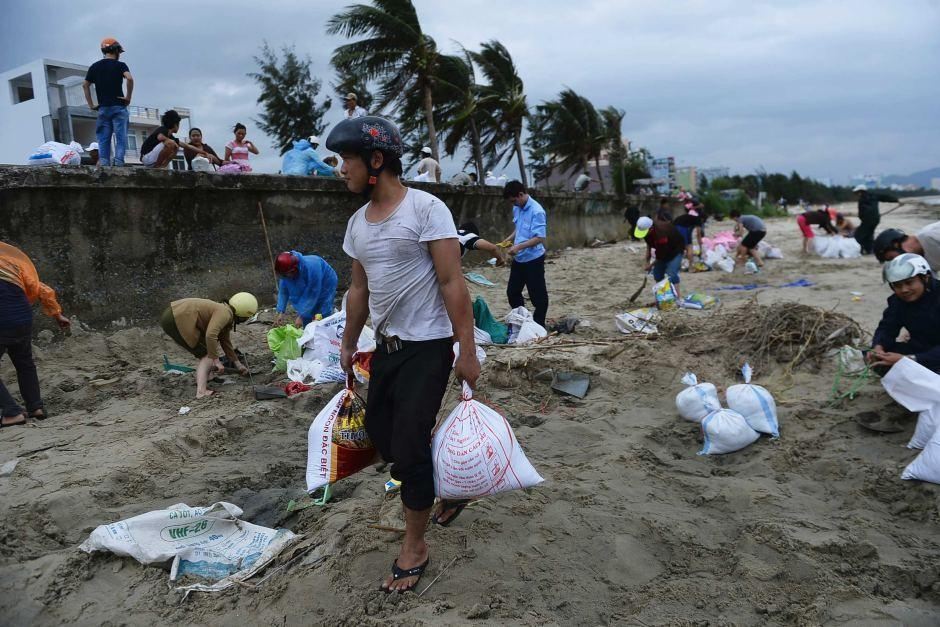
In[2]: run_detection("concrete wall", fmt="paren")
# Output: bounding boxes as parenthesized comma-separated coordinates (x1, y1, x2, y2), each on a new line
(0, 166, 659, 327)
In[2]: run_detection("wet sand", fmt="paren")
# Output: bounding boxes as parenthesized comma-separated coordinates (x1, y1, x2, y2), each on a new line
(1, 203, 939, 626)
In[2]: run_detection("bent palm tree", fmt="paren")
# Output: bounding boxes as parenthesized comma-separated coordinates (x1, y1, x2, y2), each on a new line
(471, 41, 529, 186)
(327, 0, 451, 161)
(440, 49, 486, 184)
(538, 88, 607, 191)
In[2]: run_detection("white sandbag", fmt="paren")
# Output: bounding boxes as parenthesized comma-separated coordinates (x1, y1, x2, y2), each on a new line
(675, 372, 721, 423)
(901, 427, 940, 484)
(908, 411, 937, 450)
(814, 236, 838, 258)
(191, 155, 215, 172)
(432, 382, 543, 499)
(815, 235, 860, 259)
(881, 356, 940, 416)
(295, 310, 374, 383)
(474, 326, 493, 345)
(837, 236, 861, 258)
(505, 306, 547, 344)
(725, 362, 779, 437)
(615, 308, 659, 334)
(27, 141, 83, 166)
(79, 501, 296, 593)
(715, 257, 735, 273)
(699, 408, 761, 455)
(286, 358, 325, 384)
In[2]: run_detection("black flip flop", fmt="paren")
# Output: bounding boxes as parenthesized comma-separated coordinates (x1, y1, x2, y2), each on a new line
(30, 409, 48, 421)
(382, 558, 429, 593)
(432, 499, 471, 527)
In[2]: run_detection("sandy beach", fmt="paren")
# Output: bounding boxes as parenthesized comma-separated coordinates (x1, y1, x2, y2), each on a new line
(2, 202, 939, 626)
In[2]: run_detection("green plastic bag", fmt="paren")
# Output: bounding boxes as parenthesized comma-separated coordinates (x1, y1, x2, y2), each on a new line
(472, 296, 508, 345)
(267, 325, 303, 372)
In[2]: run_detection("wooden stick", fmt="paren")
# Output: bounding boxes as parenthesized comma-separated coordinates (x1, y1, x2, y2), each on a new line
(367, 524, 406, 533)
(257, 201, 278, 290)
(418, 556, 459, 597)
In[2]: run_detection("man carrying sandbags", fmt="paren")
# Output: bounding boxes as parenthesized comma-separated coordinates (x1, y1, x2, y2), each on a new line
(326, 116, 480, 593)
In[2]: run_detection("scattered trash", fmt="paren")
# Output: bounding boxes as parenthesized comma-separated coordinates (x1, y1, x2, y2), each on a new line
(286, 495, 318, 513)
(679, 293, 718, 310)
(551, 371, 590, 399)
(548, 317, 580, 334)
(653, 278, 679, 310)
(713, 278, 815, 292)
(285, 382, 312, 397)
(0, 458, 20, 477)
(506, 306, 547, 344)
(836, 346, 867, 375)
(676, 372, 721, 423)
(464, 272, 496, 287)
(615, 308, 659, 334)
(725, 363, 779, 437)
(698, 408, 761, 455)
(433, 382, 544, 499)
(473, 296, 509, 345)
(79, 501, 297, 593)
(178, 406, 192, 416)
(384, 478, 402, 493)
(306, 381, 374, 493)
(267, 325, 303, 372)
(163, 355, 195, 374)
(744, 259, 760, 275)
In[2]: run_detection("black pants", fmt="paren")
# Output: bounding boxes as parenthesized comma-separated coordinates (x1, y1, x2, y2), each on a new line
(507, 255, 549, 327)
(0, 324, 42, 418)
(365, 338, 452, 511)
(855, 212, 879, 255)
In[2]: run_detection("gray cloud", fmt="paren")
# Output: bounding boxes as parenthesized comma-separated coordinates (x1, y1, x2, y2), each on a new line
(2, 0, 937, 182)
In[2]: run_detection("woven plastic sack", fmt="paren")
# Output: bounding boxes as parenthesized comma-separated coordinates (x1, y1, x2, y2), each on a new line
(725, 363, 779, 437)
(267, 325, 303, 372)
(305, 380, 374, 492)
(699, 408, 760, 455)
(881, 357, 940, 450)
(653, 279, 678, 310)
(433, 382, 543, 499)
(908, 411, 937, 450)
(902, 427, 940, 484)
(506, 306, 547, 344)
(675, 372, 721, 423)
(615, 308, 658, 334)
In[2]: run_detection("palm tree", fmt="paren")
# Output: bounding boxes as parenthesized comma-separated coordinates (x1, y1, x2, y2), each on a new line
(601, 106, 626, 195)
(327, 0, 452, 162)
(537, 88, 607, 191)
(471, 41, 529, 186)
(439, 49, 486, 185)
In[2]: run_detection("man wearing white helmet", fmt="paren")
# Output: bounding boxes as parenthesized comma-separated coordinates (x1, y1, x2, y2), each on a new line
(869, 253, 940, 372)
(416, 146, 441, 182)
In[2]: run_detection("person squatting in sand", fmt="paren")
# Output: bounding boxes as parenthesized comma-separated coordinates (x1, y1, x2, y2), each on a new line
(273, 251, 338, 328)
(159, 293, 257, 398)
(729, 210, 766, 269)
(639, 212, 685, 300)
(327, 116, 480, 593)
(0, 242, 71, 427)
(868, 253, 940, 373)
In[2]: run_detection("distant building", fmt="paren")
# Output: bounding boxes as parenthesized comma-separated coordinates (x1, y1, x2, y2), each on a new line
(535, 139, 631, 192)
(675, 166, 698, 193)
(647, 156, 676, 195)
(0, 58, 192, 168)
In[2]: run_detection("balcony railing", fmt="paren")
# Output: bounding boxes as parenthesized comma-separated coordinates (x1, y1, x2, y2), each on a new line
(128, 106, 160, 120)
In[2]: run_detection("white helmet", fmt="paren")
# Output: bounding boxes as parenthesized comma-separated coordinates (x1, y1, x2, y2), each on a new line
(883, 253, 931, 284)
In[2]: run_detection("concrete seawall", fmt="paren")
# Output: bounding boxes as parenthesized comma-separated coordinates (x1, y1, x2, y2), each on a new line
(0, 166, 657, 326)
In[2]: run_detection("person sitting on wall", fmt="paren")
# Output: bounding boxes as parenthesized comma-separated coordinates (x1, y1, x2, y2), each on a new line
(281, 136, 334, 176)
(183, 128, 222, 170)
(82, 142, 100, 165)
(159, 293, 256, 398)
(140, 110, 207, 169)
(273, 251, 339, 328)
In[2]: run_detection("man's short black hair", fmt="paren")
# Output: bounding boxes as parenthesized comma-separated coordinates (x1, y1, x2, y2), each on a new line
(503, 180, 526, 198)
(458, 221, 480, 234)
(161, 109, 181, 128)
(730, 209, 741, 218)
(189, 127, 202, 137)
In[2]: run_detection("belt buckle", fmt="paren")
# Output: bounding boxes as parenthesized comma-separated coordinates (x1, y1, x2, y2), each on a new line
(380, 334, 403, 354)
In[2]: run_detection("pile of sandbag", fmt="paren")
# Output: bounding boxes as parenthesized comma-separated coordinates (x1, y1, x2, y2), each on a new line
(505, 306, 547, 344)
(285, 310, 375, 384)
(27, 141, 84, 166)
(675, 365, 779, 455)
(881, 357, 940, 484)
(814, 235, 861, 259)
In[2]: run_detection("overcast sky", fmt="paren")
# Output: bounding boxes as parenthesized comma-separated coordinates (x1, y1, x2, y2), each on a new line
(2, 0, 937, 183)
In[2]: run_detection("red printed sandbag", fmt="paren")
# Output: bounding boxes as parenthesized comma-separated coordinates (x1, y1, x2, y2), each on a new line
(432, 383, 543, 500)
(306, 379, 374, 492)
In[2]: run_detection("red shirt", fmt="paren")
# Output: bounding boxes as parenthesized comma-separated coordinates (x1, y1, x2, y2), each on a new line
(645, 225, 686, 260)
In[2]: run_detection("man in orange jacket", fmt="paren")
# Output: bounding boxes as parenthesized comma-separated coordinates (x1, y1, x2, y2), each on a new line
(0, 242, 70, 427)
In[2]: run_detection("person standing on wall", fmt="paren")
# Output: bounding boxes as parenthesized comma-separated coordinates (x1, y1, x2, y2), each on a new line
(0, 242, 71, 427)
(853, 184, 901, 255)
(503, 180, 549, 327)
(416, 147, 442, 182)
(82, 37, 133, 166)
(327, 115, 479, 593)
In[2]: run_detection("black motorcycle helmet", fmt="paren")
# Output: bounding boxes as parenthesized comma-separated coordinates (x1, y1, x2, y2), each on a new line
(873, 228, 907, 263)
(325, 116, 404, 198)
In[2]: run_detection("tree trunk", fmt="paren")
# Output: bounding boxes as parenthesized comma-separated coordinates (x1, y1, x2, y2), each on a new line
(423, 84, 439, 163)
(513, 130, 527, 187)
(469, 117, 485, 186)
(594, 155, 606, 192)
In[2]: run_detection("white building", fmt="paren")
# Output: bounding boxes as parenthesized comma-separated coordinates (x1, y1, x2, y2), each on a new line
(1, 58, 192, 167)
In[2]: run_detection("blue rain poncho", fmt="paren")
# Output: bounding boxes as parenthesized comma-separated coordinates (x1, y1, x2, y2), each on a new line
(276, 251, 339, 324)
(281, 139, 335, 176)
